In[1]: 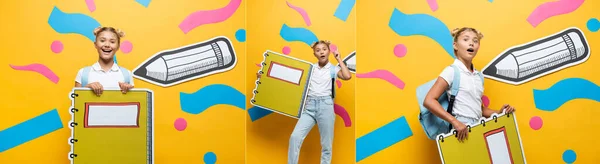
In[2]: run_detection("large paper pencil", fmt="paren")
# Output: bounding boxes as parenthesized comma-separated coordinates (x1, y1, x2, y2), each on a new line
(133, 36, 237, 87)
(68, 88, 154, 164)
(482, 27, 590, 85)
(436, 112, 527, 164)
(251, 50, 313, 118)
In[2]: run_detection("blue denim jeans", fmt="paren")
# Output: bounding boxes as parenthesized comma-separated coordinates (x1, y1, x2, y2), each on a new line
(455, 115, 480, 126)
(288, 96, 335, 164)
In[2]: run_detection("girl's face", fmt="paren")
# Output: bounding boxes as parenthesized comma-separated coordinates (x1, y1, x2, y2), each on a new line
(313, 43, 330, 63)
(94, 31, 120, 61)
(453, 30, 480, 61)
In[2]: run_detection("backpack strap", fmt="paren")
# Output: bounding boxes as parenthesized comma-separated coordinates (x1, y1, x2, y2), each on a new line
(119, 66, 131, 84)
(330, 65, 337, 99)
(449, 65, 461, 96)
(446, 65, 461, 131)
(81, 66, 91, 87)
(478, 71, 484, 85)
(446, 65, 461, 113)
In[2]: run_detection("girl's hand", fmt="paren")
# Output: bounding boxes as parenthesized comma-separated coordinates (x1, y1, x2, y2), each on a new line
(86, 82, 103, 96)
(501, 104, 516, 114)
(451, 120, 469, 142)
(334, 50, 342, 61)
(118, 82, 133, 93)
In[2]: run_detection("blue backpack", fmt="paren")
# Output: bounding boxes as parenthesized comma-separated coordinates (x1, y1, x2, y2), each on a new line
(416, 65, 484, 140)
(80, 66, 132, 86)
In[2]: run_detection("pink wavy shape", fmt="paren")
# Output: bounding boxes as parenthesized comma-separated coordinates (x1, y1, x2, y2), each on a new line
(255, 63, 261, 67)
(10, 64, 59, 84)
(482, 95, 490, 107)
(427, 0, 438, 11)
(286, 1, 312, 26)
(357, 70, 405, 89)
(179, 0, 242, 34)
(527, 0, 584, 27)
(334, 103, 351, 127)
(336, 79, 342, 88)
(85, 0, 96, 12)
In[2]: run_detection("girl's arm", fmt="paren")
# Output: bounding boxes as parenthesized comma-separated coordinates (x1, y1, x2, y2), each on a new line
(482, 104, 515, 118)
(424, 77, 469, 142)
(482, 106, 501, 118)
(423, 77, 459, 124)
(335, 51, 352, 80)
(337, 61, 352, 80)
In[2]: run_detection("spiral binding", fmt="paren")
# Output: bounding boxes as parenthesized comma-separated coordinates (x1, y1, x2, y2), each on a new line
(252, 69, 265, 104)
(70, 92, 78, 159)
(439, 113, 512, 143)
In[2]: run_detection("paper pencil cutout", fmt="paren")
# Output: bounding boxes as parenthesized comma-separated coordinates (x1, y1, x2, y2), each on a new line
(133, 36, 237, 87)
(482, 27, 590, 85)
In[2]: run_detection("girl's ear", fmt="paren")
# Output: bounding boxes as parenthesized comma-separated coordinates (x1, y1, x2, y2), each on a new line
(453, 42, 458, 51)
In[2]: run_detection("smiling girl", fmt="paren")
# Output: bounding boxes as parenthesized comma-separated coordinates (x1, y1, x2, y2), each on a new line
(74, 27, 134, 96)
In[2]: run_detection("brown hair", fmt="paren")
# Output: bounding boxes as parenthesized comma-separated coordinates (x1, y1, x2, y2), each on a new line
(451, 27, 484, 42)
(93, 27, 125, 43)
(310, 40, 331, 50)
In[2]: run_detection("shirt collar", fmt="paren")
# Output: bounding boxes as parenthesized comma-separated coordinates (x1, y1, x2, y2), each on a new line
(92, 62, 120, 72)
(452, 59, 479, 74)
(314, 62, 331, 69)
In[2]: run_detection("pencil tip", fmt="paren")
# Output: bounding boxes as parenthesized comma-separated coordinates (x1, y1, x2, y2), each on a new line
(482, 64, 495, 77)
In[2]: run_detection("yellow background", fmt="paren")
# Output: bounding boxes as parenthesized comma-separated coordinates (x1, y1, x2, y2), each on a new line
(357, 0, 600, 163)
(246, 0, 356, 163)
(0, 0, 246, 163)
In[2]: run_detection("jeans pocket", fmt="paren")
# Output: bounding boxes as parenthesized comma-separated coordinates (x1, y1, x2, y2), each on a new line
(323, 98, 334, 105)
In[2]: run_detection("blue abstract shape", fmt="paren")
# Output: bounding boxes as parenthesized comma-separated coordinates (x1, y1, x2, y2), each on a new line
(563, 149, 576, 163)
(48, 6, 101, 41)
(235, 29, 246, 42)
(334, 0, 355, 21)
(204, 152, 217, 164)
(180, 84, 245, 114)
(533, 78, 600, 111)
(388, 8, 454, 58)
(356, 116, 413, 162)
(280, 24, 318, 46)
(248, 106, 273, 121)
(587, 18, 599, 32)
(0, 109, 63, 153)
(136, 0, 151, 7)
